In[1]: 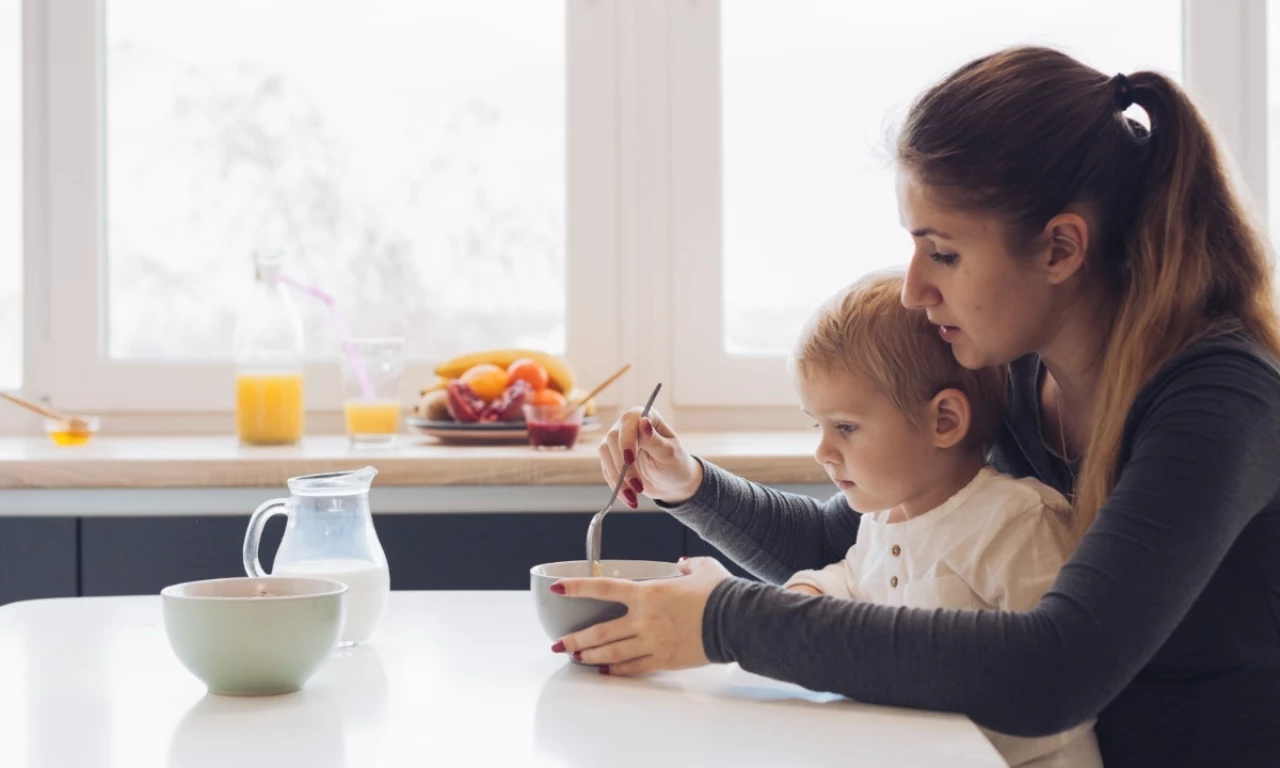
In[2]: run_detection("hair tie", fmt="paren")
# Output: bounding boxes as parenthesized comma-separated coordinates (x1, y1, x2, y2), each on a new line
(1111, 73, 1134, 111)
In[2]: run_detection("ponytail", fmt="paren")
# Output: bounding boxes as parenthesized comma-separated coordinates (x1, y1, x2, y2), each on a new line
(1076, 71, 1280, 534)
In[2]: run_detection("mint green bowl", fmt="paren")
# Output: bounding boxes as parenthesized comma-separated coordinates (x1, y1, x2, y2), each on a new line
(161, 576, 347, 696)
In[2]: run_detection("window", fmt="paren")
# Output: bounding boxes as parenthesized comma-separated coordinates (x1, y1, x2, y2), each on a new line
(0, 1, 20, 391)
(105, 0, 565, 362)
(720, 1, 1184, 356)
(671, 0, 1185, 406)
(43, 1, 618, 414)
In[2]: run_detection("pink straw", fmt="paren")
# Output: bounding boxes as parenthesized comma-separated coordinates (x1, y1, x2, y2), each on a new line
(273, 274, 377, 400)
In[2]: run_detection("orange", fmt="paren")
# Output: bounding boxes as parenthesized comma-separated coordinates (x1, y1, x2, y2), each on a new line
(529, 388, 566, 408)
(507, 358, 549, 391)
(460, 363, 510, 402)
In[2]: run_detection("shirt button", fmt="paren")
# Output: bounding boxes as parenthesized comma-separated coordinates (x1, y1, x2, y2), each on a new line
(890, 576, 899, 588)
(891, 545, 901, 557)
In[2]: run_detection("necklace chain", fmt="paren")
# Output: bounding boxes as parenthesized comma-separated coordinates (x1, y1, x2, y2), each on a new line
(1055, 384, 1077, 505)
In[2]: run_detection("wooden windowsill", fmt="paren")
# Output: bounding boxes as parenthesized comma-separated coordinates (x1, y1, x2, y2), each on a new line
(0, 432, 826, 489)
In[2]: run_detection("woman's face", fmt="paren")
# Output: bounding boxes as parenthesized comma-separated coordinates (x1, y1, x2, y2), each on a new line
(896, 172, 1057, 370)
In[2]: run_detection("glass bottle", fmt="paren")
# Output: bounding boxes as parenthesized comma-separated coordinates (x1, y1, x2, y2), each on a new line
(234, 250, 306, 445)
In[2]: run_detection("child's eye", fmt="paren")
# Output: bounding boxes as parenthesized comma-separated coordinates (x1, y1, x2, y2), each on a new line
(837, 423, 858, 435)
(930, 251, 958, 266)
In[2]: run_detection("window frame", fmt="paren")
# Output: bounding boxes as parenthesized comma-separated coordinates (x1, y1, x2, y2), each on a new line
(7, 0, 1272, 429)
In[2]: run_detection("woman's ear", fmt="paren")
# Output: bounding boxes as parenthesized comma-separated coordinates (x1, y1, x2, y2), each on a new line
(928, 388, 972, 449)
(1040, 211, 1090, 285)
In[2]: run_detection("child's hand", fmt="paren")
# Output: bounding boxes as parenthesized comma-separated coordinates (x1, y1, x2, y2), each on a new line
(787, 584, 823, 596)
(599, 408, 702, 508)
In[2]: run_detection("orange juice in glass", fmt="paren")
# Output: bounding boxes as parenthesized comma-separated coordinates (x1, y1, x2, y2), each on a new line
(344, 400, 400, 434)
(342, 338, 404, 447)
(236, 371, 305, 445)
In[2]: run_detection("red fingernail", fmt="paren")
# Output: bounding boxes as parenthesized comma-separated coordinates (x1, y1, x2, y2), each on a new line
(599, 666, 611, 675)
(623, 490, 637, 508)
(550, 583, 566, 595)
(572, 651, 583, 662)
(643, 420, 654, 437)
(551, 640, 566, 653)
(623, 449, 635, 465)
(630, 478, 644, 494)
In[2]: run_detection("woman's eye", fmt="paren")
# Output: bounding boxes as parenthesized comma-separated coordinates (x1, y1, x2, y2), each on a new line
(809, 422, 821, 430)
(837, 423, 858, 435)
(930, 251, 958, 266)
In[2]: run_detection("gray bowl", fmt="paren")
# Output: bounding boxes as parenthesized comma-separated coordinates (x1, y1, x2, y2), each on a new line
(530, 560, 684, 641)
(161, 576, 347, 696)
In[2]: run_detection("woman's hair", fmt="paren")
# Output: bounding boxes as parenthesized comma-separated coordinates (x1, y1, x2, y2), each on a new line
(792, 273, 1006, 451)
(897, 46, 1280, 535)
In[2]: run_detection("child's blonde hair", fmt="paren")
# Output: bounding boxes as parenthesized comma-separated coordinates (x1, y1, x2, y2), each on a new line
(792, 273, 1006, 450)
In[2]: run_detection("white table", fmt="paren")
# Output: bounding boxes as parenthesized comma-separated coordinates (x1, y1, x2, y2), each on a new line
(0, 592, 1004, 767)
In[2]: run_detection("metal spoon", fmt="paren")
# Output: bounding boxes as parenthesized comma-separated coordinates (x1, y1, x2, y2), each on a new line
(586, 382, 662, 577)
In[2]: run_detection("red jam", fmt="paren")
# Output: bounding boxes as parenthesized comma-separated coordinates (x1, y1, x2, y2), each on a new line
(527, 419, 581, 449)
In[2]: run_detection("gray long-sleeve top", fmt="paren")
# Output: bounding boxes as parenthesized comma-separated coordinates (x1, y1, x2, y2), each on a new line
(665, 329, 1280, 768)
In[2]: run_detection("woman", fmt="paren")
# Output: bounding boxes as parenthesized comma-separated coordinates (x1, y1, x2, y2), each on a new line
(551, 47, 1280, 766)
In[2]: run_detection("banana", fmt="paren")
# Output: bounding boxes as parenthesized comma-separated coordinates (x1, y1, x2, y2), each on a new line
(415, 389, 451, 421)
(435, 349, 575, 393)
(419, 376, 449, 396)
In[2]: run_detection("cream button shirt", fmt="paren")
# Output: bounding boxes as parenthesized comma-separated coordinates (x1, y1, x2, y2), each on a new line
(785, 467, 1102, 768)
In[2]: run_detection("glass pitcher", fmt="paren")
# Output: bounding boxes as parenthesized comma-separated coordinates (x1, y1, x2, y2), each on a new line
(243, 467, 390, 645)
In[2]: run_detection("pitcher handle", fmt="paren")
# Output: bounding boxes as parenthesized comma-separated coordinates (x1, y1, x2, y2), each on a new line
(243, 498, 289, 577)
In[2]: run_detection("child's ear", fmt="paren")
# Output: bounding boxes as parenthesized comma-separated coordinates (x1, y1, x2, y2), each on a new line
(928, 388, 971, 449)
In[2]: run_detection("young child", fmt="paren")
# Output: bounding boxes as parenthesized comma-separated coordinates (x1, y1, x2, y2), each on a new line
(783, 274, 1100, 768)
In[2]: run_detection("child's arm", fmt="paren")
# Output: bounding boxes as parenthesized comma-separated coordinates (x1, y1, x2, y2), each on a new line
(782, 559, 856, 599)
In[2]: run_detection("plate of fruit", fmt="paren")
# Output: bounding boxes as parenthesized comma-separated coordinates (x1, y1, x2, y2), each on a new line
(409, 350, 599, 444)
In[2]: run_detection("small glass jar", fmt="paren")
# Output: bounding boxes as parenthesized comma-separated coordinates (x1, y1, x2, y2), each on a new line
(523, 404, 585, 450)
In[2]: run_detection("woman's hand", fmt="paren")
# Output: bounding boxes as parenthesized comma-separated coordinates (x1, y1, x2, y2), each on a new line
(550, 557, 732, 675)
(599, 408, 703, 509)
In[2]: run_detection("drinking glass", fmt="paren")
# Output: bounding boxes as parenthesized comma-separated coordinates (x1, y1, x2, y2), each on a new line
(341, 338, 404, 448)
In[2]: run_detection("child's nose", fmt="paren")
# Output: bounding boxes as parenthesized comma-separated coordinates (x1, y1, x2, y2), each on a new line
(813, 441, 840, 466)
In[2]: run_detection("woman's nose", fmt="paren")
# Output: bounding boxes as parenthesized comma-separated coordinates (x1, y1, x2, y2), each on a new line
(901, 254, 939, 310)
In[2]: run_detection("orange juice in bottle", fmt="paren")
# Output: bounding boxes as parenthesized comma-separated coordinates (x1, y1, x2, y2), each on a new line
(234, 251, 306, 445)
(237, 371, 305, 444)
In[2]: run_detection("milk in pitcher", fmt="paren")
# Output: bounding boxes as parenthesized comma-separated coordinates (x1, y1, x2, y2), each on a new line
(275, 559, 390, 644)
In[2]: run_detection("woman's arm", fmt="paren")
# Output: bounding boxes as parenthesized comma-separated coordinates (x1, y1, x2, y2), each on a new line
(703, 351, 1280, 736)
(662, 460, 861, 584)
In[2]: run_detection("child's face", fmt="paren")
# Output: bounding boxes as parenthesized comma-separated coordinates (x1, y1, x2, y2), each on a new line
(796, 369, 941, 514)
